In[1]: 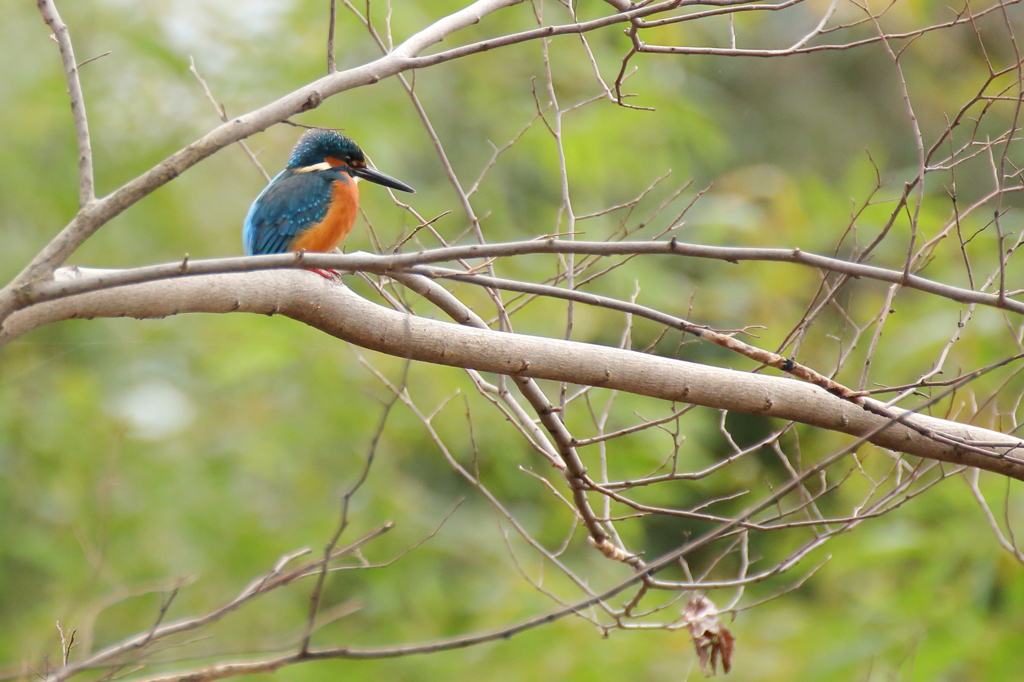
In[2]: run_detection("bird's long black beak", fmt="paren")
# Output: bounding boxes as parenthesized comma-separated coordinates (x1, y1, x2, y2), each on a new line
(352, 165, 415, 193)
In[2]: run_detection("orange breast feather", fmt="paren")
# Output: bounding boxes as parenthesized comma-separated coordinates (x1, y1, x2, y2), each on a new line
(289, 177, 360, 252)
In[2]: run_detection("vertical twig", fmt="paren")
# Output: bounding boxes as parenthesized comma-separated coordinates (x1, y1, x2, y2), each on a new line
(991, 0, 1024, 304)
(858, 283, 899, 391)
(37, 0, 95, 206)
(300, 361, 409, 654)
(328, 0, 338, 74)
(867, 12, 925, 279)
(534, 2, 577, 413)
(56, 622, 76, 666)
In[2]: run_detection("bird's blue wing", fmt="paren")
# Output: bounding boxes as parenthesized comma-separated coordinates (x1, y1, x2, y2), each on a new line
(243, 170, 336, 255)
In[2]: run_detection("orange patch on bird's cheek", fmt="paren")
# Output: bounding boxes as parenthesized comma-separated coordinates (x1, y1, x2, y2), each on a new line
(326, 156, 366, 175)
(288, 178, 360, 253)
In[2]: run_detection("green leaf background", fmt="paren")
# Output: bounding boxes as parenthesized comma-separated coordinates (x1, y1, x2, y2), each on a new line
(2, 0, 1024, 680)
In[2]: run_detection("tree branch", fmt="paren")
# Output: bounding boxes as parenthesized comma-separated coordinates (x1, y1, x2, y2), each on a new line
(37, 0, 94, 207)
(18, 238, 1024, 317)
(6, 271, 1023, 480)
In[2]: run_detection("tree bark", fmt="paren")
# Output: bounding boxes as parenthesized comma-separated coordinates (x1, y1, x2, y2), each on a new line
(6, 268, 1023, 479)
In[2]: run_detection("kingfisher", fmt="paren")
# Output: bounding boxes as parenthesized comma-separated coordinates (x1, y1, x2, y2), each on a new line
(243, 128, 415, 260)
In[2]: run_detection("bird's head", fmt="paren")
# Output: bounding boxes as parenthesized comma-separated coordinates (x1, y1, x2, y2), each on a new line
(287, 128, 415, 193)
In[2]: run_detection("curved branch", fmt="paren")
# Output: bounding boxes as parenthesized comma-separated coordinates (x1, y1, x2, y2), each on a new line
(7, 271, 1024, 480)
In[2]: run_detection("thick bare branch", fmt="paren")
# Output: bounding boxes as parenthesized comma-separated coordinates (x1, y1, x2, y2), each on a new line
(6, 271, 1024, 480)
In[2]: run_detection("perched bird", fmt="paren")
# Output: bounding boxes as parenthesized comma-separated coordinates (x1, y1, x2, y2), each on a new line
(243, 128, 415, 258)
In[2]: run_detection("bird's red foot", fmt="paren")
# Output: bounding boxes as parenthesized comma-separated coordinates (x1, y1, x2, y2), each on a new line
(308, 268, 343, 281)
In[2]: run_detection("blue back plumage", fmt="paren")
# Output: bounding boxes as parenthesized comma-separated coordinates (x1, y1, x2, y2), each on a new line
(242, 170, 333, 255)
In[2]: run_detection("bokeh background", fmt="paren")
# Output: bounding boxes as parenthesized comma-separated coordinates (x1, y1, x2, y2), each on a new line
(3, 0, 1024, 680)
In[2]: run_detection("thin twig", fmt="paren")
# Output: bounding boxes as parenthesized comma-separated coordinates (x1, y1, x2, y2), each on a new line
(300, 361, 409, 653)
(37, 0, 94, 206)
(328, 0, 338, 73)
(188, 57, 271, 183)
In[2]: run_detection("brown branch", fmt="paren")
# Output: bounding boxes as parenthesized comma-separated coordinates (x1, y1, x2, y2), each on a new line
(355, 353, 614, 610)
(406, 0, 1020, 68)
(7, 270, 1024, 480)
(19, 237, 1024, 317)
(630, 0, 1021, 55)
(109, 406, 947, 682)
(37, 0, 94, 206)
(47, 524, 394, 682)
(23, 253, 1023, 465)
(328, 0, 338, 73)
(390, 272, 614, 550)
(301, 363, 406, 653)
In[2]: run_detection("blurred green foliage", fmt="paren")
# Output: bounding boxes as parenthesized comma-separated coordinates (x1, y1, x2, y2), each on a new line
(3, 0, 1024, 680)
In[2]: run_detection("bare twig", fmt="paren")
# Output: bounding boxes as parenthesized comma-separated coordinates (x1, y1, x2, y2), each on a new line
(20, 237, 1024, 317)
(328, 0, 338, 73)
(188, 57, 272, 182)
(37, 0, 94, 206)
(300, 362, 409, 653)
